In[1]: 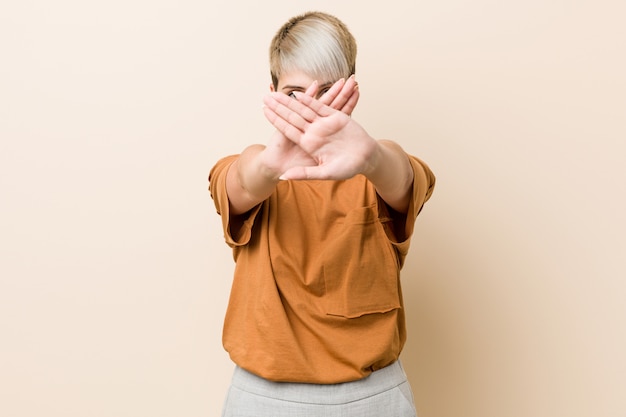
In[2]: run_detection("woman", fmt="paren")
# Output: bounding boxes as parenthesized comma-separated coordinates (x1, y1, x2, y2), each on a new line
(209, 11, 435, 416)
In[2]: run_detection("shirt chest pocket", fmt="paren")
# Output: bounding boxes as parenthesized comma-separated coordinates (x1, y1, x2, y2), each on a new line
(322, 205, 401, 318)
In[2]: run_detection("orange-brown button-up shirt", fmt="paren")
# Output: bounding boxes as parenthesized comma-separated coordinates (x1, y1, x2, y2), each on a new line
(209, 154, 435, 383)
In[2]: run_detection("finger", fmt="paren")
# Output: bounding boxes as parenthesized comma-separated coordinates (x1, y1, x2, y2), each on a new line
(280, 165, 330, 181)
(304, 80, 319, 97)
(263, 104, 305, 142)
(290, 91, 335, 118)
(340, 85, 360, 115)
(266, 92, 319, 123)
(264, 95, 308, 131)
(279, 165, 309, 181)
(318, 78, 346, 108)
(329, 75, 358, 113)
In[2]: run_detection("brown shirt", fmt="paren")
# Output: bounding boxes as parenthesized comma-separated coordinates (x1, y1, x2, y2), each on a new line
(208, 153, 435, 383)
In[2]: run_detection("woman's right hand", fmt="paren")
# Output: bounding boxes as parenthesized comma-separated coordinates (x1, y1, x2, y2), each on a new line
(225, 77, 359, 215)
(260, 76, 360, 177)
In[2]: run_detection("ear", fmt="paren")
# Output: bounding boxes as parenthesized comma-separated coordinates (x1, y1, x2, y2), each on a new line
(269, 83, 275, 92)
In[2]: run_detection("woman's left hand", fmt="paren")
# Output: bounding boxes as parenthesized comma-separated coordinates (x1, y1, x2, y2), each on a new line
(262, 84, 378, 181)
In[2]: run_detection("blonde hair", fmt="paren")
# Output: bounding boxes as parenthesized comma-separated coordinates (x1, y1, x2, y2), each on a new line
(269, 11, 357, 89)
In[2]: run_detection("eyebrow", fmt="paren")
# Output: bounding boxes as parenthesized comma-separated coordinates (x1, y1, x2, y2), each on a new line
(281, 81, 334, 92)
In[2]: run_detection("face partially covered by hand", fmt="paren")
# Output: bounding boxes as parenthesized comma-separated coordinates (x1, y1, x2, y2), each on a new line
(262, 74, 378, 181)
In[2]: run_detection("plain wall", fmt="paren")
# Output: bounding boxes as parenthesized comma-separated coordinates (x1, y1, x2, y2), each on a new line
(1, 1, 624, 416)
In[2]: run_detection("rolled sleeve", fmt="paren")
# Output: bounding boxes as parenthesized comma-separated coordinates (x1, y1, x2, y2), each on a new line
(208, 155, 263, 248)
(389, 155, 435, 263)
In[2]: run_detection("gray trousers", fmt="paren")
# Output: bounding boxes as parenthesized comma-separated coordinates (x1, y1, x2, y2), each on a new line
(221, 361, 418, 417)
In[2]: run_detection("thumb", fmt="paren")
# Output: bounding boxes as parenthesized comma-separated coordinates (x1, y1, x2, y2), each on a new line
(280, 165, 329, 181)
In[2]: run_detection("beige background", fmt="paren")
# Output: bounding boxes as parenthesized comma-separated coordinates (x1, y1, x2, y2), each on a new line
(1, 1, 625, 416)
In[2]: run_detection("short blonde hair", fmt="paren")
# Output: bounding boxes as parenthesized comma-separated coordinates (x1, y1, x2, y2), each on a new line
(269, 11, 357, 89)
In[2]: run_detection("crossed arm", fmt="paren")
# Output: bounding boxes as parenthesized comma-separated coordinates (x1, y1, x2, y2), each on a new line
(226, 76, 414, 215)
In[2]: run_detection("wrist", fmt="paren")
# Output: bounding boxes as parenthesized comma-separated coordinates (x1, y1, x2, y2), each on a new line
(360, 139, 384, 179)
(257, 148, 285, 182)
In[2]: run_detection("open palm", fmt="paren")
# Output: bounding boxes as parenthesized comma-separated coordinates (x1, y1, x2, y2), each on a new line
(260, 77, 361, 179)
(262, 89, 376, 180)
